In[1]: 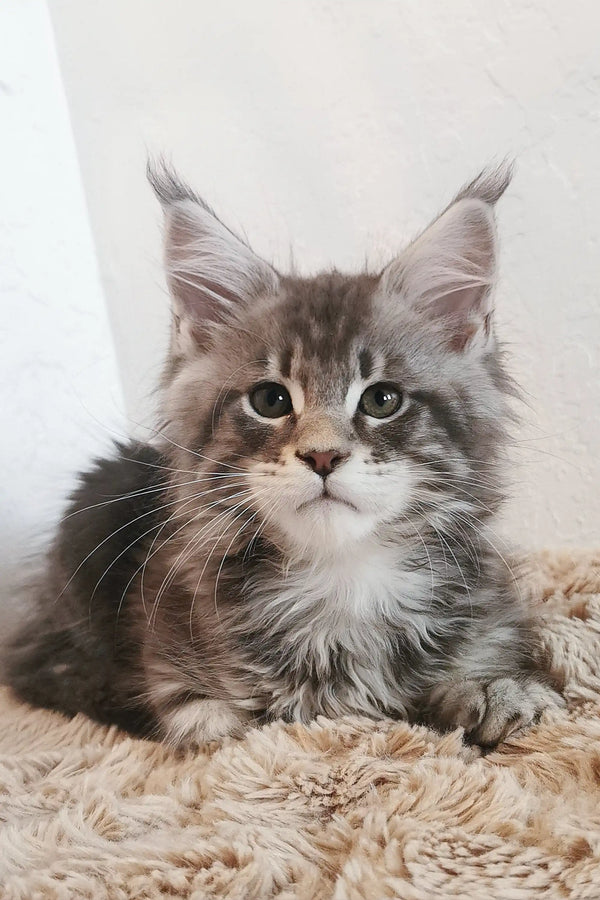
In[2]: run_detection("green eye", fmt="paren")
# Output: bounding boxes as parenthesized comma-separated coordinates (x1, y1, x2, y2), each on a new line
(249, 382, 293, 419)
(359, 383, 402, 419)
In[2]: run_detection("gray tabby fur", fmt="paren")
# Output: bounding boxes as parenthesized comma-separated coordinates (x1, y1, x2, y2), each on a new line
(6, 161, 563, 749)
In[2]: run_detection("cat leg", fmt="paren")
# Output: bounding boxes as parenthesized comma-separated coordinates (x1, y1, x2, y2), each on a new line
(423, 616, 565, 748)
(160, 697, 247, 748)
(426, 676, 564, 748)
(145, 661, 250, 749)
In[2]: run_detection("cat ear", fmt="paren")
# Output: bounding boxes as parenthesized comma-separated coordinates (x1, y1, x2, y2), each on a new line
(379, 165, 512, 352)
(148, 160, 279, 351)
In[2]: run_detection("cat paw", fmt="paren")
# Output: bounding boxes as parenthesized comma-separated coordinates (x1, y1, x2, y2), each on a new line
(162, 699, 247, 750)
(425, 677, 565, 748)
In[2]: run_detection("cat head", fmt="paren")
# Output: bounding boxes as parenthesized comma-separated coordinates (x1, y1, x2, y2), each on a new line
(149, 161, 514, 560)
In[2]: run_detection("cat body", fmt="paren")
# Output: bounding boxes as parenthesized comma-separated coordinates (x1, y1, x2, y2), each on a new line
(7, 164, 563, 748)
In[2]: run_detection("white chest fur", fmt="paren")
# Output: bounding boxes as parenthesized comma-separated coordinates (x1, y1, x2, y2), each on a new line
(245, 541, 436, 721)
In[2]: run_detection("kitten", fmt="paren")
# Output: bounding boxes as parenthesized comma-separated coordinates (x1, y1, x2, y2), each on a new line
(6, 162, 563, 749)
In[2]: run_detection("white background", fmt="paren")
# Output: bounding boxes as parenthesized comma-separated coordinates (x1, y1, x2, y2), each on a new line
(1, 1, 599, 578)
(0, 1, 124, 598)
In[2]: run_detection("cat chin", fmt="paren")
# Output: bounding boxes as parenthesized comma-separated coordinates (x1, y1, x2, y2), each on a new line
(274, 499, 378, 556)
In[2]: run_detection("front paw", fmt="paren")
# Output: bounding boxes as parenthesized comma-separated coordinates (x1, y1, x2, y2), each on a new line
(162, 698, 247, 750)
(425, 677, 565, 748)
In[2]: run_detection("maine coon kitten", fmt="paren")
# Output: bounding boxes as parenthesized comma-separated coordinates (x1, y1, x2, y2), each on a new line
(6, 163, 563, 749)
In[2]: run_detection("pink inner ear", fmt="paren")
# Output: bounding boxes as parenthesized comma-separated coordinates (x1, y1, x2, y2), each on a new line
(167, 271, 237, 328)
(428, 283, 492, 353)
(446, 317, 481, 352)
(429, 283, 488, 319)
(162, 200, 279, 339)
(380, 197, 498, 353)
(165, 215, 230, 323)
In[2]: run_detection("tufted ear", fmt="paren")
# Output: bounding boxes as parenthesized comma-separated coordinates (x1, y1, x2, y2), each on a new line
(148, 160, 279, 353)
(379, 164, 512, 352)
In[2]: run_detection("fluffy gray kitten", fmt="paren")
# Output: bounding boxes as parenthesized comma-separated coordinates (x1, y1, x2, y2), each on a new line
(7, 163, 563, 749)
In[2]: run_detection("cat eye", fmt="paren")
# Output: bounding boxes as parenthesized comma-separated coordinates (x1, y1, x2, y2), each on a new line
(249, 382, 293, 419)
(359, 383, 403, 419)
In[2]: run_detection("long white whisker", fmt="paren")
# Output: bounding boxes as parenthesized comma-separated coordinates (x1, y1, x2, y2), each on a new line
(139, 484, 252, 614)
(213, 489, 281, 624)
(148, 489, 258, 627)
(148, 483, 275, 629)
(103, 482, 252, 622)
(445, 507, 525, 607)
(148, 428, 252, 472)
(60, 471, 266, 522)
(185, 487, 276, 635)
(55, 489, 210, 604)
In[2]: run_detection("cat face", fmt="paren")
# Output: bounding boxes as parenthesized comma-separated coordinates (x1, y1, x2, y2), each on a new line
(152, 164, 513, 559)
(207, 274, 420, 554)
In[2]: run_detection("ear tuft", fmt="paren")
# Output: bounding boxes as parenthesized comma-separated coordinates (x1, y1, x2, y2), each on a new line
(147, 157, 206, 208)
(452, 159, 514, 206)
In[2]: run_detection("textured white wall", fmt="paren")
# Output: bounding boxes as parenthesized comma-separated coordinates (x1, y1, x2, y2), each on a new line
(0, 1, 125, 591)
(46, 1, 600, 548)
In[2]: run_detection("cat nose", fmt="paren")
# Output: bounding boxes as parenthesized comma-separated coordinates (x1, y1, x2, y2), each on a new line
(296, 450, 350, 478)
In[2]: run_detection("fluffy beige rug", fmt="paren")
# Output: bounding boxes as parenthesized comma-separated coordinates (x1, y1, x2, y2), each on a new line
(1, 550, 600, 899)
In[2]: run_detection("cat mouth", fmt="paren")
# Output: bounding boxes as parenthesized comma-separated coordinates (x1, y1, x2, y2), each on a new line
(297, 489, 358, 513)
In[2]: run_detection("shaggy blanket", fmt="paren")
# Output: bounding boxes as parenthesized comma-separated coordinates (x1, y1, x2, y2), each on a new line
(1, 551, 600, 899)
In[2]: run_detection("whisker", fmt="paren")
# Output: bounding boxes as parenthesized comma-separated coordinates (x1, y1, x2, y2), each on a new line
(444, 507, 525, 606)
(211, 509, 260, 627)
(212, 489, 282, 631)
(148, 489, 259, 627)
(149, 482, 275, 629)
(148, 428, 252, 473)
(138, 486, 251, 613)
(398, 514, 436, 610)
(185, 501, 257, 633)
(60, 471, 261, 522)
(55, 489, 206, 604)
(92, 481, 252, 620)
(185, 487, 277, 635)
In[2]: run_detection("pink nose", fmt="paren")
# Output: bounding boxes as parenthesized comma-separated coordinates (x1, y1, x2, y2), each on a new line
(296, 450, 349, 478)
